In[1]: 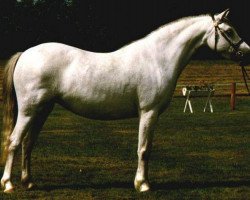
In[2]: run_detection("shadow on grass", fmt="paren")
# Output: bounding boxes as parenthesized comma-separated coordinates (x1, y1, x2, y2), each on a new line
(38, 180, 250, 192)
(153, 180, 250, 191)
(39, 181, 133, 191)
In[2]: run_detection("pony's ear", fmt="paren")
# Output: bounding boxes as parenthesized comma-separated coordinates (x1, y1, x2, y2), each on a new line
(216, 9, 230, 20)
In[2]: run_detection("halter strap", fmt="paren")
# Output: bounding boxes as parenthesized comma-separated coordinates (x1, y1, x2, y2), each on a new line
(210, 14, 249, 95)
(210, 13, 244, 54)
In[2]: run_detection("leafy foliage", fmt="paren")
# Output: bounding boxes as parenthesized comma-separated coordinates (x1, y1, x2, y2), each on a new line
(0, 1, 249, 60)
(0, 0, 104, 58)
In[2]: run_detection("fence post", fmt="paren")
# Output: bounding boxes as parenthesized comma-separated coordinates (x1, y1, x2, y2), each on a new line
(230, 82, 236, 111)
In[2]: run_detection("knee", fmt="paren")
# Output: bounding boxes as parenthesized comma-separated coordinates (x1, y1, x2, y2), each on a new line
(138, 149, 151, 161)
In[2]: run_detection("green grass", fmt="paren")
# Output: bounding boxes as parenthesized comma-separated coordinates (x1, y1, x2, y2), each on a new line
(0, 97, 249, 199)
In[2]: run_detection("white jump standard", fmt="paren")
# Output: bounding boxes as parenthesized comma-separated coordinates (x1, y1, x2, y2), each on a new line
(182, 86, 215, 113)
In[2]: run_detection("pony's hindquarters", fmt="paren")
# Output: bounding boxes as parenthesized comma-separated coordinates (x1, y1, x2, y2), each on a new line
(1, 51, 55, 192)
(1, 53, 22, 164)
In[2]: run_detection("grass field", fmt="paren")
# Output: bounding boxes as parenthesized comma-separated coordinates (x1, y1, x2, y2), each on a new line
(0, 96, 249, 199)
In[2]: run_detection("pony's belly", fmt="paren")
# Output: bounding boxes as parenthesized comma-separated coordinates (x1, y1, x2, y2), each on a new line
(57, 97, 138, 120)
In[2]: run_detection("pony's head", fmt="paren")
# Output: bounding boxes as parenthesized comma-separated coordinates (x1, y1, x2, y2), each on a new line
(206, 9, 250, 65)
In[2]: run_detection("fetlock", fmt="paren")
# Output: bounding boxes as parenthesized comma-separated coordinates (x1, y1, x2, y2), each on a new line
(134, 178, 150, 192)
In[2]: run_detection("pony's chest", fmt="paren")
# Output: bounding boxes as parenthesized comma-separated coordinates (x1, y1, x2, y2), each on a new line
(137, 70, 178, 110)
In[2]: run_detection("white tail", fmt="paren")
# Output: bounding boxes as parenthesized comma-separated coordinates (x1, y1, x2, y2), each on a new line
(1, 52, 22, 164)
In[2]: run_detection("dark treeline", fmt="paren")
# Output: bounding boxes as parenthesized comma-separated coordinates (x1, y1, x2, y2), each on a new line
(0, 0, 249, 59)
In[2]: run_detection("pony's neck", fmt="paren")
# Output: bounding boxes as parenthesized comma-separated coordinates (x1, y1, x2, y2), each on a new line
(149, 15, 212, 74)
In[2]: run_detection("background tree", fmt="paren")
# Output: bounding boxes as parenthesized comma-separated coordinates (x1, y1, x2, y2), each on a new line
(0, 0, 249, 59)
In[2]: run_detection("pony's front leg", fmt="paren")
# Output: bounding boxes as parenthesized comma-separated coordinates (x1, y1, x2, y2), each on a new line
(134, 109, 158, 192)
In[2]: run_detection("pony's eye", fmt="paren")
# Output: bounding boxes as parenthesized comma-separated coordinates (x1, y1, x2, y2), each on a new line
(226, 29, 233, 36)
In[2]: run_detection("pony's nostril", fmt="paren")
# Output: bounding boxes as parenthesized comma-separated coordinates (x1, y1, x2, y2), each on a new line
(236, 51, 243, 58)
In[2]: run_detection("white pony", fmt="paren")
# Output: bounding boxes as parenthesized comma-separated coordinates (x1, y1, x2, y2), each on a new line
(1, 9, 250, 193)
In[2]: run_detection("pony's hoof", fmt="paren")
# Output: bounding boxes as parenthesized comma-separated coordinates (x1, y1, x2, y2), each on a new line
(26, 182, 36, 190)
(4, 187, 14, 193)
(134, 180, 150, 192)
(2, 182, 14, 193)
(22, 181, 36, 190)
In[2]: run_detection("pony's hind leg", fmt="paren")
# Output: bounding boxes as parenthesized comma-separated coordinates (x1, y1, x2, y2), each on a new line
(21, 103, 54, 190)
(1, 112, 34, 193)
